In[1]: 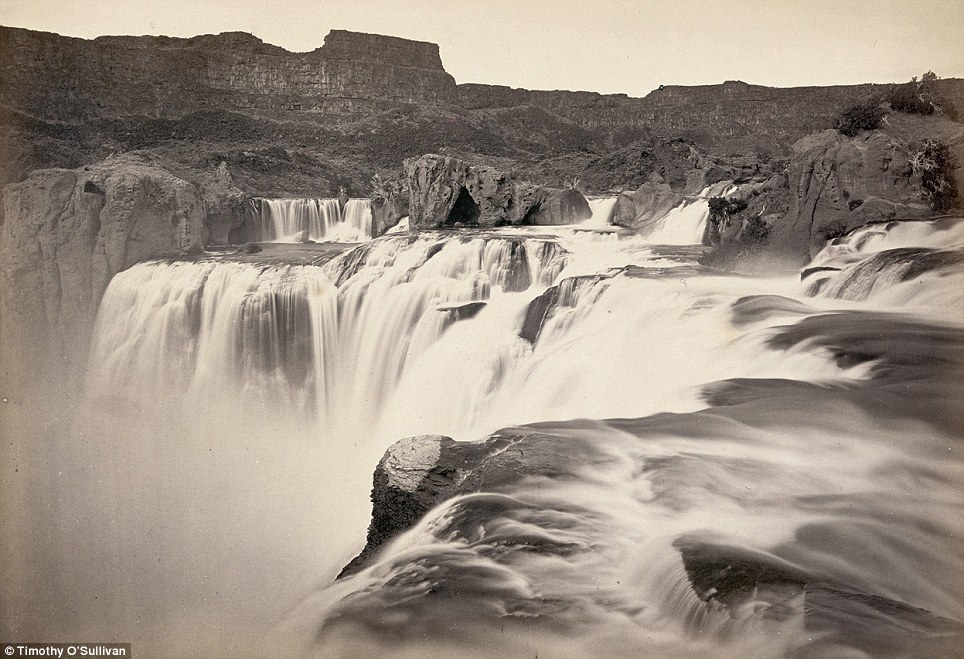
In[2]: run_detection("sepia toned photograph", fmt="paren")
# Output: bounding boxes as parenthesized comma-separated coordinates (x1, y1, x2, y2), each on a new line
(1, 1, 962, 656)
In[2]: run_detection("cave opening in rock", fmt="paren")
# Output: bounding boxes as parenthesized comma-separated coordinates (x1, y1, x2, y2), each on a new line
(83, 181, 105, 195)
(522, 203, 543, 225)
(445, 188, 480, 226)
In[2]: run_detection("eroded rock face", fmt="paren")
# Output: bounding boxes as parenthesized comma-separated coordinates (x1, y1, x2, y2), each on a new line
(371, 193, 410, 237)
(0, 157, 208, 390)
(768, 129, 934, 263)
(197, 161, 248, 245)
(705, 118, 964, 270)
(405, 154, 590, 228)
(525, 188, 592, 225)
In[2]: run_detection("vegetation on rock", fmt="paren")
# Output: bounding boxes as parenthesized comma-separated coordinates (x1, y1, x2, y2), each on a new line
(884, 72, 958, 119)
(833, 100, 887, 137)
(912, 139, 958, 212)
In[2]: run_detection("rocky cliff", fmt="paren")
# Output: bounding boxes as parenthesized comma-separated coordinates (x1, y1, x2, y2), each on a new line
(0, 155, 243, 392)
(0, 26, 457, 125)
(705, 113, 964, 268)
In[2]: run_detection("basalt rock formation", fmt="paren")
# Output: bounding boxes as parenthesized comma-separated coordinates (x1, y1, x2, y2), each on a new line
(0, 26, 456, 125)
(340, 421, 962, 656)
(705, 113, 964, 268)
(404, 154, 590, 229)
(6, 24, 963, 200)
(0, 155, 244, 390)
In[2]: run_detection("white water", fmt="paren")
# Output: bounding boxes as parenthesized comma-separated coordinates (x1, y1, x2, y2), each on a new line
(581, 196, 618, 228)
(803, 217, 964, 315)
(253, 197, 372, 242)
(8, 206, 964, 657)
(642, 196, 709, 244)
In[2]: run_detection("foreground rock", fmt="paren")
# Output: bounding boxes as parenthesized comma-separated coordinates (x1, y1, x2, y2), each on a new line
(405, 154, 591, 228)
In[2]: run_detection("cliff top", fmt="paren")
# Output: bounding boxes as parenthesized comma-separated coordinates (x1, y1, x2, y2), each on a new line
(0, 25, 446, 69)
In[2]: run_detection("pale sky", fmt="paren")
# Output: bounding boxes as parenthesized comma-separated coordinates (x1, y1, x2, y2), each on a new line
(2, 0, 963, 97)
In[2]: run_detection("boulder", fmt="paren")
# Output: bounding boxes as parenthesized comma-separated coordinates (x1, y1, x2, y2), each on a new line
(371, 192, 410, 237)
(404, 154, 590, 229)
(612, 176, 683, 231)
(0, 156, 206, 391)
(405, 154, 534, 228)
(524, 188, 592, 225)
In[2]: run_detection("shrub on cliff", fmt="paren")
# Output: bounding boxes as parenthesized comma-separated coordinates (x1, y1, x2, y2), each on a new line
(912, 139, 958, 212)
(884, 72, 958, 120)
(833, 101, 887, 137)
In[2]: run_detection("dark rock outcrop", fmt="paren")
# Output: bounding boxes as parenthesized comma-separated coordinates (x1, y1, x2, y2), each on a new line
(370, 194, 409, 237)
(405, 154, 590, 228)
(769, 129, 934, 263)
(524, 188, 592, 225)
(340, 434, 512, 577)
(705, 116, 964, 269)
(196, 161, 247, 245)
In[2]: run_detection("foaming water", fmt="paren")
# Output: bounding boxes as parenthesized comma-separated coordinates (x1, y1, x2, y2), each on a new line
(9, 215, 964, 657)
(581, 196, 618, 228)
(803, 217, 964, 316)
(640, 188, 714, 245)
(252, 197, 372, 242)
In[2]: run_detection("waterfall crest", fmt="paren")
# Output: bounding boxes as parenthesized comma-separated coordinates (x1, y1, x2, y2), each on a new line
(252, 197, 373, 242)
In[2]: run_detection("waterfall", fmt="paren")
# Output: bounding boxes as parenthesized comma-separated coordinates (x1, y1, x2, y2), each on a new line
(581, 196, 618, 228)
(26, 217, 963, 657)
(252, 197, 373, 242)
(803, 218, 964, 313)
(641, 195, 710, 245)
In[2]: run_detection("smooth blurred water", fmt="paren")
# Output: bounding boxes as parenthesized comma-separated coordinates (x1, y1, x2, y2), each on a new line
(4, 205, 962, 658)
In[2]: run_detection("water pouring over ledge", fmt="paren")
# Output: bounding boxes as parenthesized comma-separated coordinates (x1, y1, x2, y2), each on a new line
(251, 197, 373, 242)
(6, 193, 963, 657)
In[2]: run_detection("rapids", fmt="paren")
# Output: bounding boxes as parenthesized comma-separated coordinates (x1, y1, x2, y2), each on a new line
(5, 201, 963, 658)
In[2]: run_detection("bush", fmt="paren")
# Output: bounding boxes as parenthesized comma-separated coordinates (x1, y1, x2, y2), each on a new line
(885, 81, 935, 115)
(884, 71, 958, 119)
(912, 139, 958, 212)
(834, 101, 887, 137)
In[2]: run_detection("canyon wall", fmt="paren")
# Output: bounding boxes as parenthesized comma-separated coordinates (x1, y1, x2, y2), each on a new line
(0, 26, 457, 124)
(0, 155, 243, 393)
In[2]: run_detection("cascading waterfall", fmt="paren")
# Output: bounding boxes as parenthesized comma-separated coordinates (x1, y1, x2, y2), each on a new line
(39, 213, 964, 657)
(803, 217, 964, 313)
(252, 197, 373, 242)
(641, 191, 711, 245)
(581, 196, 618, 228)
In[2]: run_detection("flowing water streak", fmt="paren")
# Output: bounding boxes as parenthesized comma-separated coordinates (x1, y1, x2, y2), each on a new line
(581, 196, 618, 228)
(803, 217, 964, 314)
(86, 261, 340, 421)
(640, 188, 712, 245)
(253, 198, 372, 242)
